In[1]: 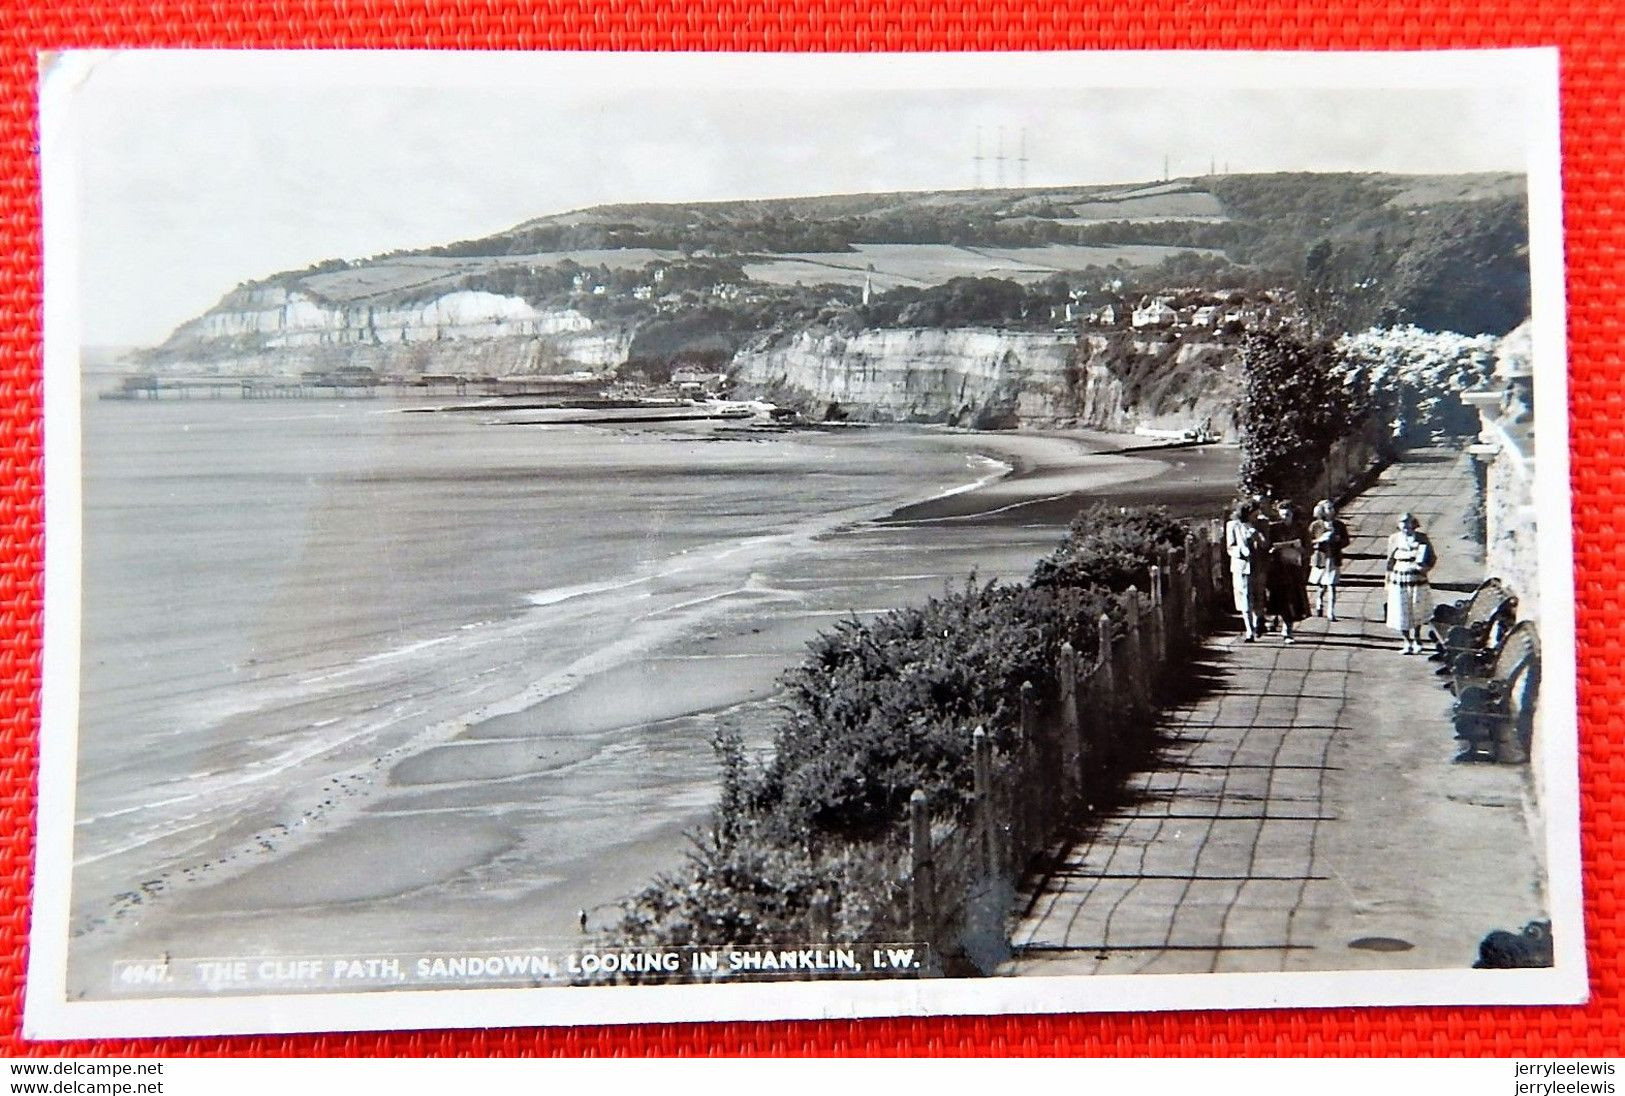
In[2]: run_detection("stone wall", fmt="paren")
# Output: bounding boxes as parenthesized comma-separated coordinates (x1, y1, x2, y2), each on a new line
(1464, 321, 1539, 620)
(1461, 321, 1545, 832)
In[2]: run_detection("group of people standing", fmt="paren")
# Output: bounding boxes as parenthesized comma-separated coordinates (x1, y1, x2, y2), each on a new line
(1224, 495, 1436, 653)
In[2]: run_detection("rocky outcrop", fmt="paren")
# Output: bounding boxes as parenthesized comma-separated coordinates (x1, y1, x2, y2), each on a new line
(148, 286, 630, 376)
(732, 326, 1242, 434)
(732, 328, 1072, 428)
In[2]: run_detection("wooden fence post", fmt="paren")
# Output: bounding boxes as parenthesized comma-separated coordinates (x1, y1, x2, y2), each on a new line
(1020, 679, 1038, 745)
(1196, 528, 1208, 614)
(1058, 641, 1082, 796)
(1209, 519, 1225, 603)
(1183, 536, 1202, 628)
(1168, 548, 1186, 648)
(972, 726, 997, 878)
(1184, 559, 1197, 644)
(909, 790, 933, 943)
(1148, 565, 1165, 669)
(1019, 679, 1040, 851)
(1184, 553, 1195, 629)
(1097, 613, 1116, 706)
(1124, 589, 1145, 712)
(1205, 521, 1218, 608)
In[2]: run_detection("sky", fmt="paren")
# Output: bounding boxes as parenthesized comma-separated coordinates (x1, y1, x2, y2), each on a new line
(47, 51, 1544, 347)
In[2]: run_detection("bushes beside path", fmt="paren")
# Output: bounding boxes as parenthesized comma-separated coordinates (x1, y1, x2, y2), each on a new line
(614, 505, 1189, 947)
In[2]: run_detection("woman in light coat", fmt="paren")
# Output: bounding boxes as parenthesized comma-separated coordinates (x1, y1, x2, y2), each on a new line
(1225, 501, 1268, 643)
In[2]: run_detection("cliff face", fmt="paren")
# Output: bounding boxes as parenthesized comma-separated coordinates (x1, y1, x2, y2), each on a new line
(732, 328, 1072, 427)
(732, 327, 1242, 435)
(151, 284, 1243, 434)
(149, 286, 630, 375)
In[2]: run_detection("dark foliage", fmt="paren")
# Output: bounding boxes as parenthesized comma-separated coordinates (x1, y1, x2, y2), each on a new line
(1379, 197, 1531, 336)
(860, 277, 1033, 329)
(1238, 329, 1364, 501)
(624, 308, 750, 380)
(615, 506, 1189, 945)
(1031, 505, 1190, 593)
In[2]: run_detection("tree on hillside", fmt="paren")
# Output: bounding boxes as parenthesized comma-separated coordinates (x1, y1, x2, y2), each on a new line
(1379, 197, 1530, 336)
(1297, 235, 1389, 338)
(1239, 329, 1363, 502)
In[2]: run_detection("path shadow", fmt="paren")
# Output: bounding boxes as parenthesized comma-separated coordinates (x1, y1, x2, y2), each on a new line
(1303, 635, 1413, 652)
(1012, 639, 1237, 919)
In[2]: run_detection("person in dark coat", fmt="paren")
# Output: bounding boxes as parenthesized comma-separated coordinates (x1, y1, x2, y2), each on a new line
(1266, 501, 1311, 643)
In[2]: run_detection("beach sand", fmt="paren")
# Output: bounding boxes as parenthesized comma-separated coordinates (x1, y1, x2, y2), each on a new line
(885, 431, 1238, 525)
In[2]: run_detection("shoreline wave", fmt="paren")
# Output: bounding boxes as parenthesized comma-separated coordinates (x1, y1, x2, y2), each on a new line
(69, 432, 1023, 942)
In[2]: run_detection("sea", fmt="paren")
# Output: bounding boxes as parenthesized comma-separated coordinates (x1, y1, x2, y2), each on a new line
(73, 395, 1199, 996)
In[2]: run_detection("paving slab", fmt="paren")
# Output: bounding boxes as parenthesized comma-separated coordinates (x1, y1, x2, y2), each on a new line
(1001, 448, 1548, 977)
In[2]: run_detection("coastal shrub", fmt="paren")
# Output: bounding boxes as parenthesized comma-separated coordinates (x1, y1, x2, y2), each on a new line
(757, 579, 1116, 839)
(1031, 505, 1189, 593)
(617, 826, 825, 947)
(614, 505, 1191, 945)
(615, 726, 912, 947)
(616, 814, 908, 948)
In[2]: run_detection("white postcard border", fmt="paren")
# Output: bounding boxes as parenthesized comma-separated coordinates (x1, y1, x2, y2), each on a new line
(26, 47, 1585, 1040)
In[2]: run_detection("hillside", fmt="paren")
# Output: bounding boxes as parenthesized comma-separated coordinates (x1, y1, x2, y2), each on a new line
(138, 171, 1529, 431)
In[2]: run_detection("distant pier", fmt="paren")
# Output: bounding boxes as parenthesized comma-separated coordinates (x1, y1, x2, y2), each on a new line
(97, 372, 612, 402)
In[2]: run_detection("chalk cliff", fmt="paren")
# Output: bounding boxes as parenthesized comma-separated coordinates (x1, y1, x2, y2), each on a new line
(732, 327, 1242, 435)
(148, 286, 631, 375)
(151, 289, 1242, 435)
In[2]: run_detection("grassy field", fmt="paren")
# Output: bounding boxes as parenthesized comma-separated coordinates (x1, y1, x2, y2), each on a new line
(295, 239, 1227, 304)
(1058, 189, 1228, 223)
(301, 249, 688, 303)
(743, 241, 1221, 288)
(1383, 173, 1527, 208)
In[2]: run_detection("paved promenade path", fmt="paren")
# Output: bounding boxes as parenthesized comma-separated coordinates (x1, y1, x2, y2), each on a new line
(1001, 448, 1549, 976)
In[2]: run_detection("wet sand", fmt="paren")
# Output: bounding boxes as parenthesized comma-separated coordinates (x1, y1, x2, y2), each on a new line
(885, 432, 1238, 525)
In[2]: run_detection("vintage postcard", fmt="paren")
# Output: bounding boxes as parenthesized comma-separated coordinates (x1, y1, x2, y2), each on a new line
(27, 49, 1582, 1038)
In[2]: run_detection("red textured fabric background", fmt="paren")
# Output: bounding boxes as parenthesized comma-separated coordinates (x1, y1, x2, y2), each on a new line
(1, 0, 1619, 1058)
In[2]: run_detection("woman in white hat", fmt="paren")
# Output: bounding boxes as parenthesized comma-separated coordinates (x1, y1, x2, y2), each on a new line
(1384, 512, 1435, 654)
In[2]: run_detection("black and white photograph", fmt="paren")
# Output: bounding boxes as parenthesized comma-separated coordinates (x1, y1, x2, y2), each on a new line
(28, 49, 1581, 1037)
